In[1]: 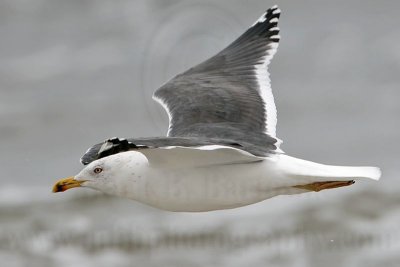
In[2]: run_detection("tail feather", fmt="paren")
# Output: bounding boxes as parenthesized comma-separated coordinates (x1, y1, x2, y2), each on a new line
(277, 155, 382, 183)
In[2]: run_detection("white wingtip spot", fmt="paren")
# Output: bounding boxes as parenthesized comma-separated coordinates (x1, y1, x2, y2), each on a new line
(272, 8, 281, 15)
(269, 18, 279, 23)
(271, 5, 279, 10)
(269, 27, 279, 32)
(270, 35, 280, 39)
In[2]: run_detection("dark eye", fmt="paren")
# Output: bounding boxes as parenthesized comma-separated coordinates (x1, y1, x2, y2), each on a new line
(93, 167, 103, 174)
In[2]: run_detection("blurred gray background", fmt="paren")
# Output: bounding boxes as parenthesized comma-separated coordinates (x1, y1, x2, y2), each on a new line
(0, 0, 399, 266)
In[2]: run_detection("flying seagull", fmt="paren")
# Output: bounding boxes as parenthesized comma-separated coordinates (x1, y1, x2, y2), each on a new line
(53, 5, 381, 212)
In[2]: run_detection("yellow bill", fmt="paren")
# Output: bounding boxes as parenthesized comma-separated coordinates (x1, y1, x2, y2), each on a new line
(52, 176, 84, 193)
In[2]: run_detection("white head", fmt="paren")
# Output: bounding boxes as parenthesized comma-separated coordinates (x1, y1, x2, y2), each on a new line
(52, 151, 149, 196)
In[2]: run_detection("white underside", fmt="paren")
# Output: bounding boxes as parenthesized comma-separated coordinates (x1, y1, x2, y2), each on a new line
(84, 148, 381, 212)
(137, 155, 380, 211)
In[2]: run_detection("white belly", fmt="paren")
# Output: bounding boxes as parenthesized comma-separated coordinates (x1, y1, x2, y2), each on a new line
(131, 157, 300, 211)
(97, 151, 380, 212)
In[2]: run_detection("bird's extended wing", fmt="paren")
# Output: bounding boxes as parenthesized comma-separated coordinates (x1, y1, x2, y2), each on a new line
(153, 5, 282, 151)
(139, 145, 263, 169)
(80, 136, 270, 165)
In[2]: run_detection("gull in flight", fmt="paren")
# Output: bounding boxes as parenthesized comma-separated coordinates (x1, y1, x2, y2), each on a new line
(53, 5, 381, 211)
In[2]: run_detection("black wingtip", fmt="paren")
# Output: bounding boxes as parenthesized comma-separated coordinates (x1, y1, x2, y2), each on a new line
(80, 138, 149, 165)
(248, 5, 281, 41)
(257, 8, 280, 41)
(255, 5, 281, 23)
(265, 5, 281, 24)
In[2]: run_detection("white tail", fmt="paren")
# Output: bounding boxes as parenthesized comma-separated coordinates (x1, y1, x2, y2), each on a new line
(276, 155, 381, 183)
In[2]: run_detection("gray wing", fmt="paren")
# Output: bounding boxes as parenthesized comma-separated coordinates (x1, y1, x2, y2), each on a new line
(153, 5, 282, 151)
(80, 136, 273, 165)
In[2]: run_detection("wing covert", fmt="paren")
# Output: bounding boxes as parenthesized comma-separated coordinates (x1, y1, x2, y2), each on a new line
(153, 5, 282, 151)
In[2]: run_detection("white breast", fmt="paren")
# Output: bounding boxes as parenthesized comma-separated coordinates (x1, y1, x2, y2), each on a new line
(96, 150, 380, 212)
(123, 154, 296, 211)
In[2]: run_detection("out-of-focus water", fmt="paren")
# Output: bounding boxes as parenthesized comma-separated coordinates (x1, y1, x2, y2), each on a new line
(1, 0, 399, 266)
